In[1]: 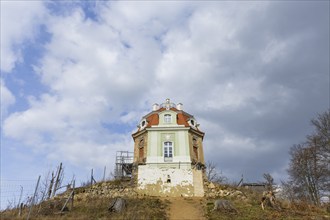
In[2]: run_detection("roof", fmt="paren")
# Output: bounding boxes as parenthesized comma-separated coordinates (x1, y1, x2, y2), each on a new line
(132, 106, 204, 138)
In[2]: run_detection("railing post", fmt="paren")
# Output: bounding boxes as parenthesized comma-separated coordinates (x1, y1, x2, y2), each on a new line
(71, 180, 75, 210)
(27, 175, 41, 220)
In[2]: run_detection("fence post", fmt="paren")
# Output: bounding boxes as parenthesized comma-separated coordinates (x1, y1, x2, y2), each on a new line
(71, 180, 75, 210)
(48, 171, 54, 199)
(91, 169, 93, 188)
(103, 166, 106, 182)
(17, 185, 23, 217)
(52, 162, 63, 197)
(60, 190, 74, 213)
(17, 185, 23, 208)
(18, 203, 23, 217)
(27, 175, 41, 220)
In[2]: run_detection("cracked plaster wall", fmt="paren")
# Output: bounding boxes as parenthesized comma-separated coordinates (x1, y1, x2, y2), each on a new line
(137, 165, 204, 197)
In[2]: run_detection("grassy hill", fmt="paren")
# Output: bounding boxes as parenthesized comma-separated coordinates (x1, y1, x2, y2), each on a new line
(1, 180, 329, 220)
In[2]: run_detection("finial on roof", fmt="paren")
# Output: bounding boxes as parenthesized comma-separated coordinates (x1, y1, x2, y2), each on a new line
(176, 103, 183, 110)
(165, 98, 170, 110)
(152, 103, 160, 111)
(159, 98, 177, 110)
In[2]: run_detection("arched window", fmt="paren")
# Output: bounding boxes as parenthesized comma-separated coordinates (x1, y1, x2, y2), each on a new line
(164, 141, 173, 162)
(192, 137, 198, 159)
(164, 114, 172, 123)
(139, 138, 144, 160)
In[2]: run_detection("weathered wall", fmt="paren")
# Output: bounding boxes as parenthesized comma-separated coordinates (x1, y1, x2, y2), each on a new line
(146, 129, 191, 163)
(192, 169, 204, 197)
(188, 132, 205, 165)
(137, 165, 204, 197)
(133, 132, 148, 164)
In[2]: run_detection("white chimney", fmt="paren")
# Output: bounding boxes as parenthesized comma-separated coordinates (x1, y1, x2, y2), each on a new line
(176, 103, 183, 110)
(152, 103, 160, 111)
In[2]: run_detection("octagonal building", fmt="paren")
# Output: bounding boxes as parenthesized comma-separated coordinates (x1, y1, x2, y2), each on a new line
(132, 99, 205, 197)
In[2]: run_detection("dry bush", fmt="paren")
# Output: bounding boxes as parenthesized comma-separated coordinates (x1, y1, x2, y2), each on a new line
(37, 197, 67, 215)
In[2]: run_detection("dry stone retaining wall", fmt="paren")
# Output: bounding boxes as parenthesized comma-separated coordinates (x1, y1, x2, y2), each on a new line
(204, 181, 247, 201)
(60, 180, 247, 201)
(73, 181, 138, 201)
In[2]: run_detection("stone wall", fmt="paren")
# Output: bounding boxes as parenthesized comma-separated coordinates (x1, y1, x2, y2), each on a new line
(204, 181, 247, 201)
(73, 181, 138, 201)
(62, 179, 245, 202)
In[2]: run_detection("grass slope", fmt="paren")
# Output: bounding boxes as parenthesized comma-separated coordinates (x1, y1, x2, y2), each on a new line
(1, 197, 169, 220)
(1, 181, 329, 220)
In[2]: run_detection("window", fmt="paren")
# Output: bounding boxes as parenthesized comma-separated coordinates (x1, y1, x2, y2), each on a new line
(139, 138, 144, 148)
(192, 137, 198, 159)
(139, 147, 144, 160)
(138, 138, 145, 163)
(167, 175, 171, 183)
(164, 141, 173, 161)
(164, 114, 172, 123)
(193, 137, 198, 146)
(140, 119, 147, 128)
(193, 146, 198, 159)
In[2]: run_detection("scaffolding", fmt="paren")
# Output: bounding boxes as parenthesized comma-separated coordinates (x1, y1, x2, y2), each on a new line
(114, 151, 134, 179)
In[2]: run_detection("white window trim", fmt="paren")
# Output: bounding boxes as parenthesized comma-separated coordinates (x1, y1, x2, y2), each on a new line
(140, 119, 147, 129)
(164, 114, 172, 123)
(188, 118, 198, 128)
(164, 141, 173, 162)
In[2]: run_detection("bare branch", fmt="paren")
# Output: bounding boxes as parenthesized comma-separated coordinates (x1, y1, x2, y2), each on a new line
(206, 161, 227, 184)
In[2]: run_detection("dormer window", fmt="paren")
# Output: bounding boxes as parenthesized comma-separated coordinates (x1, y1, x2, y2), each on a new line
(164, 114, 172, 123)
(140, 119, 147, 129)
(189, 118, 197, 128)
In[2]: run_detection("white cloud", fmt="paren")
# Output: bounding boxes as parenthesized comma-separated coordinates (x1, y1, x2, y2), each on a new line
(0, 1, 46, 72)
(2, 1, 328, 182)
(3, 91, 135, 168)
(3, 4, 171, 168)
(0, 80, 16, 116)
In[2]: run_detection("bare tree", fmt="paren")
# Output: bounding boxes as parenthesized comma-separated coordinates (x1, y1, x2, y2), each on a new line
(288, 144, 321, 204)
(308, 110, 330, 193)
(206, 161, 227, 183)
(286, 110, 330, 205)
(281, 180, 296, 203)
(309, 110, 330, 154)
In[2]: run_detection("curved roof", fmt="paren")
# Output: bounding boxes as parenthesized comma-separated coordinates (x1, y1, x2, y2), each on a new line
(132, 106, 205, 137)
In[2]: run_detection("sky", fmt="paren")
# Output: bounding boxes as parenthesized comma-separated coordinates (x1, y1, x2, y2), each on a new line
(1, 0, 329, 208)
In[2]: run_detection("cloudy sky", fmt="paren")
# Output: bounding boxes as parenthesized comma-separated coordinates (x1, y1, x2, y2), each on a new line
(1, 0, 329, 199)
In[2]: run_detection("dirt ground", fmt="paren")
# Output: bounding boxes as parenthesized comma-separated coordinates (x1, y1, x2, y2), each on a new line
(166, 197, 206, 220)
